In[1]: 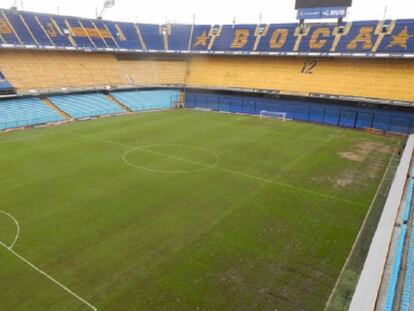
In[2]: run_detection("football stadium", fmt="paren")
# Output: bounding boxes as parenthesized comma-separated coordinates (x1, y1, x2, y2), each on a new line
(0, 0, 414, 310)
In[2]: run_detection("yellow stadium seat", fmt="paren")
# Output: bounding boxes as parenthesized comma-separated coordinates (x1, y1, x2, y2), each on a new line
(186, 56, 414, 102)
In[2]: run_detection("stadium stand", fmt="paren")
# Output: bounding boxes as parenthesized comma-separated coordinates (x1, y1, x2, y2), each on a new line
(94, 19, 118, 49)
(20, 12, 53, 46)
(0, 70, 15, 94)
(0, 97, 63, 130)
(4, 10, 36, 45)
(78, 18, 106, 49)
(35, 14, 73, 47)
(169, 25, 192, 51)
(0, 9, 412, 102)
(0, 12, 21, 45)
(0, 9, 412, 56)
(48, 93, 124, 119)
(140, 24, 164, 51)
(186, 56, 414, 102)
(111, 90, 179, 111)
(117, 59, 188, 86)
(0, 50, 127, 90)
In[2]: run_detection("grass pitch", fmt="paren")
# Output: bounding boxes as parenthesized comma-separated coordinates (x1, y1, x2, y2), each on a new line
(0, 110, 399, 310)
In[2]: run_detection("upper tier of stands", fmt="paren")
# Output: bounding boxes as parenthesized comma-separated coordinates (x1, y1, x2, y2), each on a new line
(0, 9, 413, 57)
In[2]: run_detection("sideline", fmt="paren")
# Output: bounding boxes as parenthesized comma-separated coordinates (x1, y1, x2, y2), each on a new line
(0, 210, 97, 311)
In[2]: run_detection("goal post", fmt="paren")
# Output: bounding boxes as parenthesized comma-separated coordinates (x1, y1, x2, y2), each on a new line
(259, 111, 287, 121)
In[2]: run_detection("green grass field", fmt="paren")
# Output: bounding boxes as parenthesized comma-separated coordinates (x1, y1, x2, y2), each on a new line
(0, 110, 400, 310)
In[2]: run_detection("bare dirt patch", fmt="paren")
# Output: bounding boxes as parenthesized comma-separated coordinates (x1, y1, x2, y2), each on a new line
(337, 141, 394, 163)
(338, 152, 365, 162)
(335, 171, 356, 188)
(320, 140, 396, 188)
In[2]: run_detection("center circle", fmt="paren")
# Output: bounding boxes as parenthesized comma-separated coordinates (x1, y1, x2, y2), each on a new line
(122, 144, 220, 173)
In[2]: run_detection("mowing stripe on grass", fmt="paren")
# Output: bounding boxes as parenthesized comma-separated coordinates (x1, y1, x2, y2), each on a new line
(0, 211, 97, 311)
(70, 132, 366, 208)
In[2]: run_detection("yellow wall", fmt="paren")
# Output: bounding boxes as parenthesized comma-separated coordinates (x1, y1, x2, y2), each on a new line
(186, 56, 414, 102)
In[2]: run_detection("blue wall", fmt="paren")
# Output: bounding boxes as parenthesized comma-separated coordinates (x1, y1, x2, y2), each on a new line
(185, 91, 414, 134)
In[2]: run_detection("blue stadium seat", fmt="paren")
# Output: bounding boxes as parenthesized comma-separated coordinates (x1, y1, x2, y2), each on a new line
(190, 25, 212, 51)
(379, 20, 414, 53)
(79, 19, 106, 48)
(0, 8, 413, 56)
(64, 17, 95, 48)
(36, 14, 72, 47)
(0, 98, 63, 130)
(0, 11, 21, 45)
(169, 25, 192, 51)
(337, 21, 379, 52)
(4, 11, 36, 45)
(212, 25, 256, 51)
(94, 20, 118, 49)
(20, 13, 53, 46)
(139, 24, 164, 50)
(111, 90, 179, 112)
(256, 24, 297, 53)
(104, 21, 142, 50)
(48, 94, 124, 119)
(300, 25, 336, 53)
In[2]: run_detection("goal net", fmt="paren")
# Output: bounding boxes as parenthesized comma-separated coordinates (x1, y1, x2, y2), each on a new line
(259, 111, 287, 121)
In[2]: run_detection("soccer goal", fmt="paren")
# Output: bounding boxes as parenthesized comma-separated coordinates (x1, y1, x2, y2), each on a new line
(259, 111, 287, 121)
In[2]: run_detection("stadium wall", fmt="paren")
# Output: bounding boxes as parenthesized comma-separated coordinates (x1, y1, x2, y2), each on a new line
(185, 90, 414, 134)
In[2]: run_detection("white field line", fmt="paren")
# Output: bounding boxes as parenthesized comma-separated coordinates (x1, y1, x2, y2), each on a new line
(0, 211, 97, 311)
(324, 141, 401, 310)
(72, 132, 366, 207)
(0, 210, 20, 249)
(122, 144, 220, 174)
